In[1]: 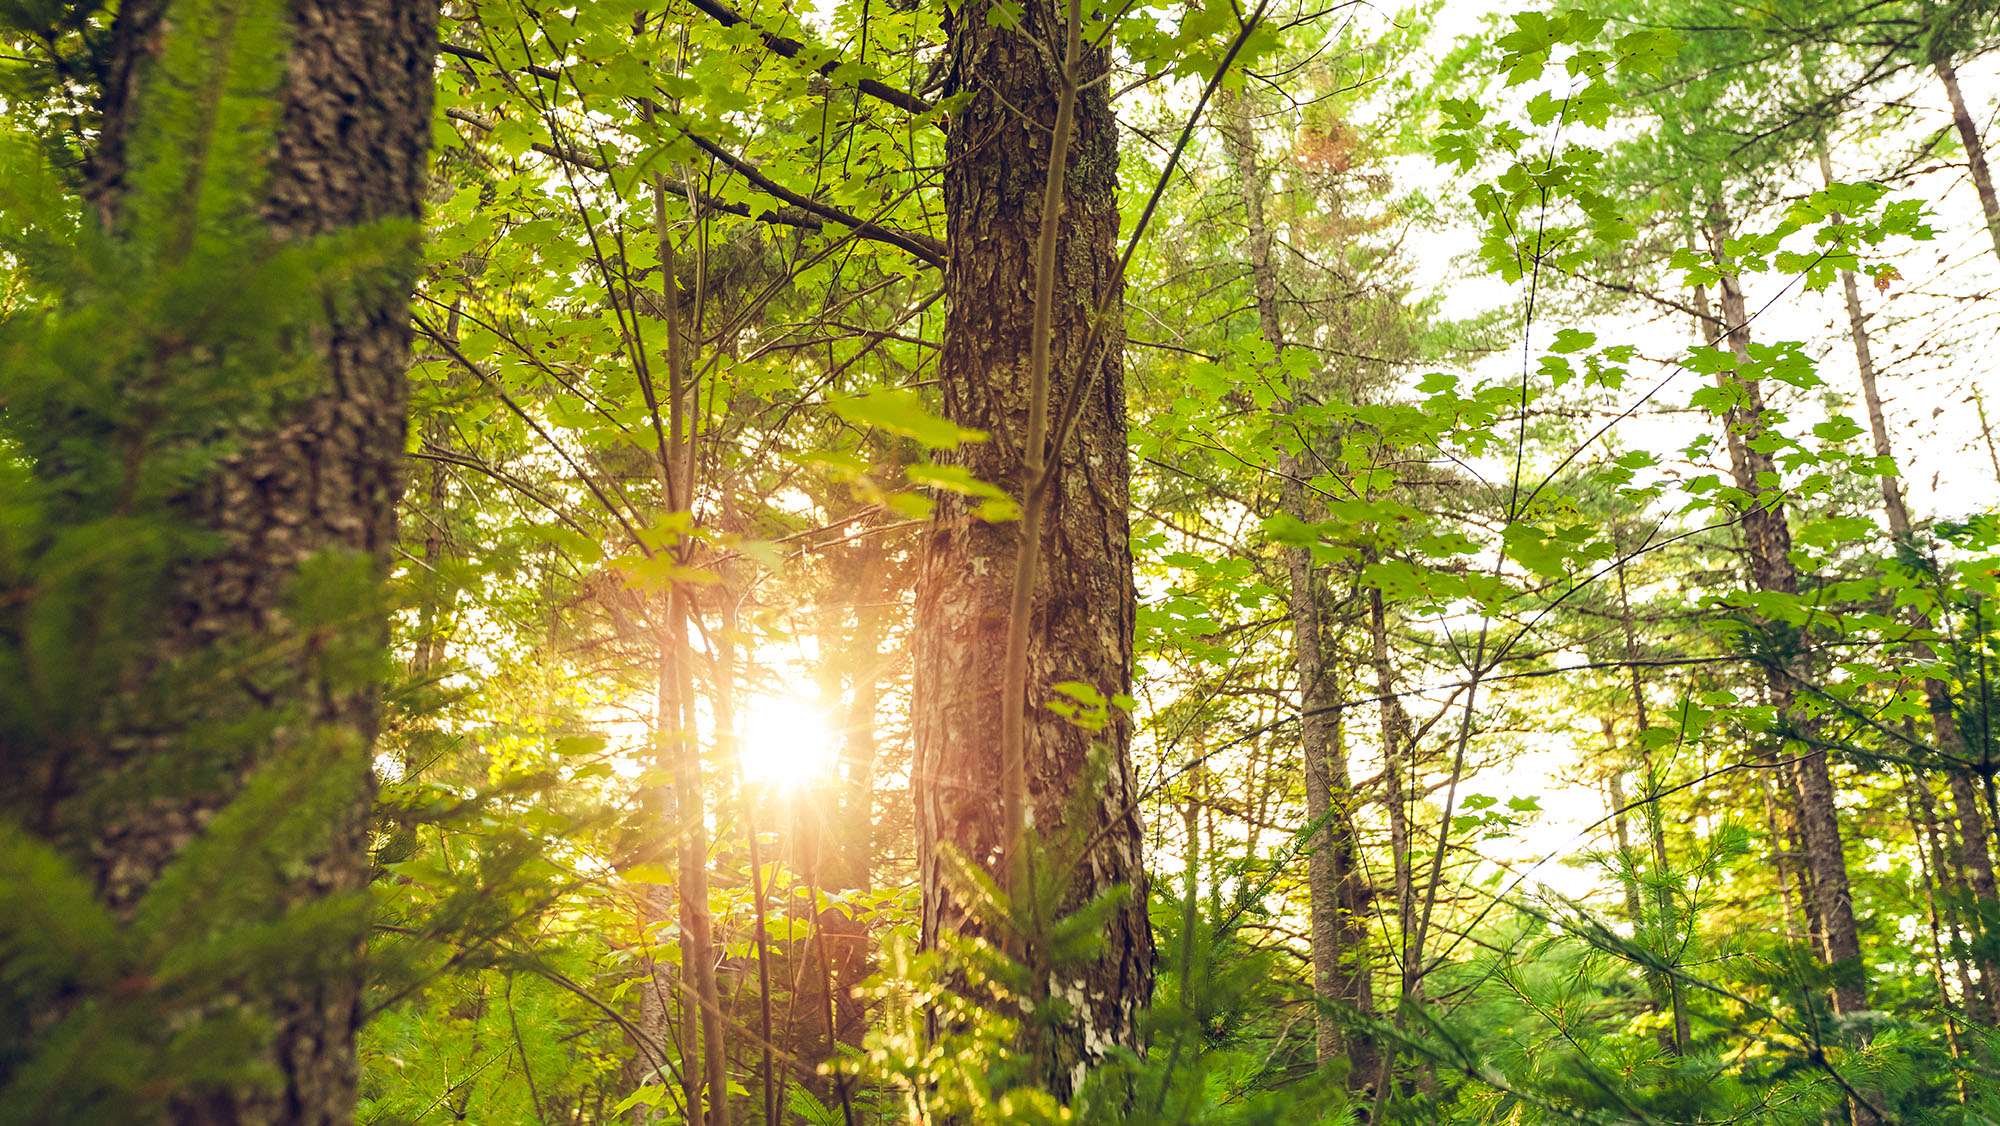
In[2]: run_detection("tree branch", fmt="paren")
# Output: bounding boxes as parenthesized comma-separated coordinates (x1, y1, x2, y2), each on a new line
(683, 0, 934, 115)
(437, 43, 944, 266)
(673, 126, 945, 267)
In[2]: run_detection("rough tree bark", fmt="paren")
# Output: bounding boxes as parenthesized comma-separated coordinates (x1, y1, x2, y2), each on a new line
(66, 1, 437, 1120)
(1704, 214, 1868, 1016)
(1216, 90, 1376, 1082)
(912, 0, 1153, 1094)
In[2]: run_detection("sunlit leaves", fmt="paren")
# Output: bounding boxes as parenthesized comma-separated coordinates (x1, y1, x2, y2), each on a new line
(1550, 327, 1595, 353)
(832, 388, 987, 450)
(908, 462, 1020, 522)
(1495, 10, 1606, 87)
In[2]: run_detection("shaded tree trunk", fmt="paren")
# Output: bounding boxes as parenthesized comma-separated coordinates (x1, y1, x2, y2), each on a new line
(1915, 774, 1998, 1021)
(1758, 770, 1805, 945)
(1367, 585, 1419, 1102)
(60, 1, 438, 1120)
(1604, 725, 1680, 1053)
(1614, 561, 1689, 1052)
(663, 261, 729, 1126)
(1705, 214, 1867, 1016)
(791, 532, 891, 1110)
(1903, 779, 1972, 1102)
(912, 0, 1153, 1095)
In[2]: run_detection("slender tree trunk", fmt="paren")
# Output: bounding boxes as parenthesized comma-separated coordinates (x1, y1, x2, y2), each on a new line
(1944, 769, 2000, 1022)
(792, 532, 887, 1109)
(1614, 563, 1688, 1052)
(1936, 57, 2000, 263)
(827, 537, 888, 1057)
(630, 650, 696, 1125)
(378, 414, 456, 873)
(913, 0, 1152, 1093)
(838, 537, 891, 894)
(1368, 586, 1418, 1101)
(1974, 389, 2000, 485)
(410, 415, 456, 682)
(55, 1, 439, 1119)
(641, 193, 728, 1125)
(1914, 775, 1991, 1019)
(1604, 723, 1679, 1054)
(1820, 141, 2000, 1018)
(1605, 738, 1645, 928)
(1216, 89, 1375, 1082)
(666, 595, 729, 1126)
(1818, 142, 1913, 537)
(1904, 781, 1971, 1101)
(1759, 771, 1805, 944)
(710, 615, 780, 1126)
(1705, 214, 1868, 1016)
(1695, 280, 1815, 951)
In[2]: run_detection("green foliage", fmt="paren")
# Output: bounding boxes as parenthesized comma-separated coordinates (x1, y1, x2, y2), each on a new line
(6, 0, 1997, 1119)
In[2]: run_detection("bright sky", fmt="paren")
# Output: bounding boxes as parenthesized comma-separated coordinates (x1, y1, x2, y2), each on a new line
(1405, 47, 2000, 903)
(746, 0, 2000, 916)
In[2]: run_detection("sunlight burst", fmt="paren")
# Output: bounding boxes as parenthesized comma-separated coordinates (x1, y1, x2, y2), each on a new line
(737, 689, 838, 791)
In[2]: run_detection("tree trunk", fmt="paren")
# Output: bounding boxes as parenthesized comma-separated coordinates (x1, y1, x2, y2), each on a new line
(1614, 561, 1688, 1051)
(629, 649, 694, 1125)
(1903, 780, 1971, 1102)
(1974, 389, 2000, 485)
(1936, 58, 2000, 263)
(1819, 141, 2000, 1018)
(837, 536, 891, 895)
(1758, 771, 1805, 945)
(822, 535, 890, 1065)
(1368, 585, 1418, 1101)
(1817, 142, 1913, 538)
(913, 0, 1152, 1095)
(1216, 89, 1376, 1083)
(791, 532, 889, 1108)
(1915, 774, 1998, 1021)
(662, 320, 729, 1126)
(1604, 724, 1679, 1053)
(1706, 215, 1868, 1016)
(60, 1, 438, 1119)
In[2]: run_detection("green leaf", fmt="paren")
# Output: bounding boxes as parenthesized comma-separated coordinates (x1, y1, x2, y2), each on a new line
(830, 389, 988, 449)
(1550, 328, 1595, 354)
(612, 1085, 670, 1114)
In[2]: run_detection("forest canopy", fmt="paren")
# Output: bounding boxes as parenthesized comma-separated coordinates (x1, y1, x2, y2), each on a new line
(3, 0, 2000, 1122)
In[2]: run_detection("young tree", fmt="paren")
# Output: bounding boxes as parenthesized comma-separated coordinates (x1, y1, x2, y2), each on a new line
(1215, 86, 1378, 1083)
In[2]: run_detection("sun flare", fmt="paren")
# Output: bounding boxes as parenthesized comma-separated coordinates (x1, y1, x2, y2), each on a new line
(737, 690, 838, 791)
